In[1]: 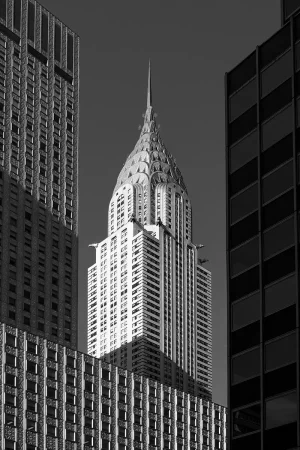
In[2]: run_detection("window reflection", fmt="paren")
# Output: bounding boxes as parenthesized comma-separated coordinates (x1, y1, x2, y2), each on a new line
(232, 347, 260, 384)
(263, 216, 294, 259)
(229, 78, 257, 122)
(262, 105, 292, 151)
(261, 79, 292, 123)
(232, 292, 260, 331)
(229, 106, 257, 145)
(231, 376, 261, 409)
(264, 247, 295, 286)
(265, 332, 296, 372)
(261, 50, 291, 98)
(265, 363, 297, 399)
(264, 304, 296, 342)
(230, 211, 259, 249)
(229, 129, 258, 173)
(262, 189, 294, 230)
(228, 51, 256, 96)
(262, 160, 293, 204)
(261, 133, 293, 176)
(232, 321, 260, 355)
(265, 391, 297, 429)
(232, 403, 260, 437)
(231, 184, 258, 224)
(230, 236, 259, 277)
(260, 25, 291, 70)
(230, 158, 258, 197)
(230, 265, 260, 302)
(285, 0, 300, 20)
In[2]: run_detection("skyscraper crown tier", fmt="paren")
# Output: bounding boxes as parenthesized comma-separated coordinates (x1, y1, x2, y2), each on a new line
(113, 62, 187, 196)
(89, 62, 212, 399)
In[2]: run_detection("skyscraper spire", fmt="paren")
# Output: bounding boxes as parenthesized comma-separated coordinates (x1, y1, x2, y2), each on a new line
(147, 59, 152, 108)
(88, 61, 212, 402)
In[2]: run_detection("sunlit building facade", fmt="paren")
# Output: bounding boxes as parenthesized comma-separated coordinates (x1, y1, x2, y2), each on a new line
(0, 322, 226, 450)
(88, 65, 212, 399)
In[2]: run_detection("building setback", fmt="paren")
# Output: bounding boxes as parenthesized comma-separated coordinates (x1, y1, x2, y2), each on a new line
(226, 1, 300, 449)
(0, 0, 79, 349)
(0, 322, 226, 450)
(88, 64, 212, 399)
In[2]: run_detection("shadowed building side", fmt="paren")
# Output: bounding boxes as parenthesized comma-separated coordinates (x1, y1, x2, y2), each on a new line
(0, 0, 79, 349)
(226, 3, 300, 449)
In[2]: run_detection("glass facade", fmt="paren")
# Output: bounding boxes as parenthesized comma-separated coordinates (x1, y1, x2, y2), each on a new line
(226, 5, 300, 449)
(283, 0, 300, 23)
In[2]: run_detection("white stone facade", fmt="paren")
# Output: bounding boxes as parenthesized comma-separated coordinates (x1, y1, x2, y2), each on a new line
(88, 65, 212, 399)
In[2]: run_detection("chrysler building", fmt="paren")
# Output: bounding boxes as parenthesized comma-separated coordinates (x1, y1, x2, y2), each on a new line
(88, 63, 212, 398)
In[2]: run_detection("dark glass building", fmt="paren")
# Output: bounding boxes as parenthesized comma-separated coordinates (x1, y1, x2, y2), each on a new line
(225, 2, 300, 449)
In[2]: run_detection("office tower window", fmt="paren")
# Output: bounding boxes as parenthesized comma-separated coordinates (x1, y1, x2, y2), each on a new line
(265, 332, 296, 372)
(13, 0, 21, 31)
(230, 236, 259, 277)
(284, 0, 300, 19)
(54, 23, 61, 62)
(264, 274, 296, 316)
(0, 0, 6, 22)
(265, 391, 297, 429)
(67, 34, 74, 72)
(231, 291, 260, 332)
(41, 13, 48, 52)
(229, 77, 257, 123)
(27, 2, 35, 42)
(227, 4, 300, 449)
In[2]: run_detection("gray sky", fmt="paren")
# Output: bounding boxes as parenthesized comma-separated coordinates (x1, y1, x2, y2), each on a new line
(41, 0, 281, 407)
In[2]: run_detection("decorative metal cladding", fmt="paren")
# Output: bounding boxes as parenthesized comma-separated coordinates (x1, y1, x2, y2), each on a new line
(4, 425, 15, 441)
(17, 330, 25, 450)
(118, 385, 126, 395)
(110, 366, 117, 449)
(101, 378, 110, 389)
(39, 340, 45, 450)
(1, 325, 227, 448)
(127, 372, 133, 448)
(84, 390, 94, 401)
(77, 352, 83, 449)
(171, 388, 176, 449)
(101, 396, 110, 406)
(5, 345, 17, 356)
(113, 66, 187, 197)
(58, 335, 65, 450)
(184, 393, 189, 450)
(94, 358, 100, 450)
(156, 384, 162, 450)
(142, 377, 148, 450)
